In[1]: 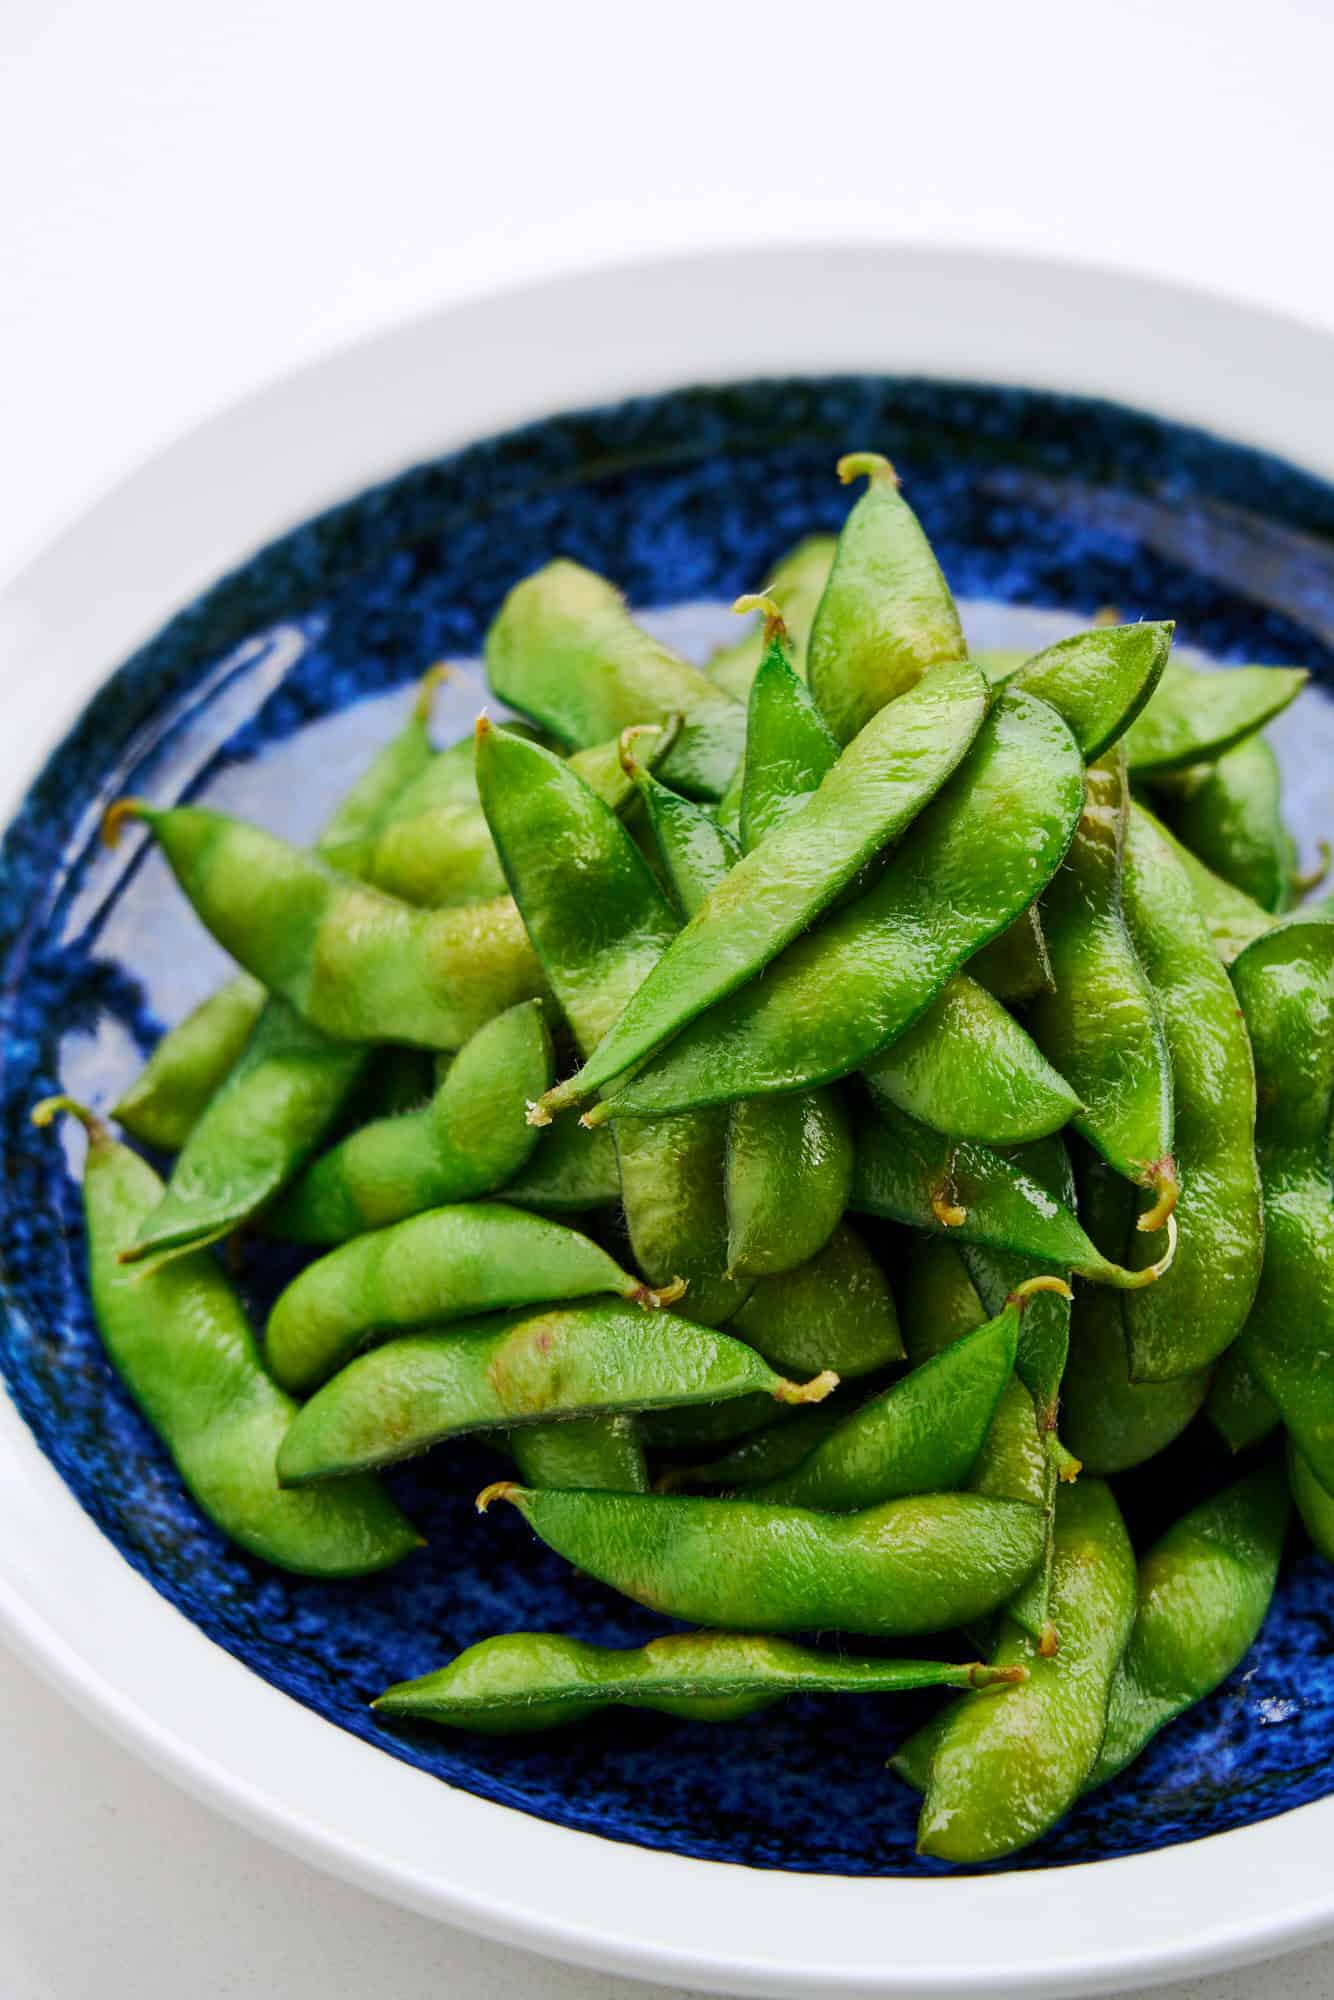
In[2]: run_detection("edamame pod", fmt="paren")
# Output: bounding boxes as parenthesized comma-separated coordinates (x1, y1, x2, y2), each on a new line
(752, 1299, 1027, 1510)
(107, 803, 547, 1052)
(727, 1222, 903, 1379)
(510, 1416, 648, 1494)
(706, 536, 836, 700)
(476, 722, 747, 1325)
(500, 1114, 621, 1212)
(113, 973, 267, 1154)
(265, 1203, 678, 1395)
(724, 1091, 853, 1281)
(1028, 748, 1176, 1220)
(992, 622, 1174, 761)
(1120, 802, 1264, 1376)
(1124, 659, 1307, 775)
(583, 687, 1080, 1118)
(1154, 733, 1297, 913)
(625, 756, 740, 920)
(851, 1100, 1176, 1290)
(1288, 1441, 1334, 1561)
(1090, 1466, 1288, 1787)
(863, 976, 1080, 1147)
(1208, 1345, 1280, 1454)
(484, 560, 744, 798)
(900, 1480, 1137, 1863)
(277, 1301, 836, 1485)
(1232, 919, 1334, 1489)
(970, 907, 1054, 1002)
(33, 1100, 419, 1576)
(737, 603, 840, 850)
(121, 999, 368, 1266)
(1137, 802, 1277, 962)
(480, 1482, 1045, 1637)
(807, 454, 966, 745)
(535, 657, 989, 1117)
(268, 1001, 552, 1242)
(375, 1631, 1021, 1734)
(661, 1400, 850, 1491)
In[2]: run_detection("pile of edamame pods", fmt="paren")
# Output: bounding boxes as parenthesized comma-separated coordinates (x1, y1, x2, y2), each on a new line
(37, 450, 1334, 1865)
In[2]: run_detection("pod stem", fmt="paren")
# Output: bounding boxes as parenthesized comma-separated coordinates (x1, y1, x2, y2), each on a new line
(633, 1276, 689, 1310)
(100, 798, 149, 848)
(413, 661, 456, 722)
(578, 1098, 612, 1129)
(475, 1480, 520, 1515)
(617, 721, 666, 783)
(1294, 840, 1332, 897)
(732, 592, 787, 644)
(1009, 1274, 1074, 1308)
(31, 1095, 108, 1145)
(1103, 1210, 1179, 1290)
(969, 1663, 1029, 1690)
(837, 451, 899, 489)
(1136, 1157, 1179, 1233)
(774, 1369, 840, 1407)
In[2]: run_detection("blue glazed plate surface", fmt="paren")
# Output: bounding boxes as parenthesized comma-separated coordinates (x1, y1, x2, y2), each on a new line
(2, 375, 1333, 1879)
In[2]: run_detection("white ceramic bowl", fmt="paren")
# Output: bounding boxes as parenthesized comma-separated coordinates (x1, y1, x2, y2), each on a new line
(2, 245, 1333, 1999)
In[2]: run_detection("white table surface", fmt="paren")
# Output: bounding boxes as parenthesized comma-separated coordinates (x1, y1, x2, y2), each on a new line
(4, 3, 1334, 1993)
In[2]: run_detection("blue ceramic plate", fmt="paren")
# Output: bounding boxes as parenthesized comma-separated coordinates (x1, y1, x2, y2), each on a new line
(3, 365, 1334, 1897)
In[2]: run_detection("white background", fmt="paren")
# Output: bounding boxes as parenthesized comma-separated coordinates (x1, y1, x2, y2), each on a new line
(3, 3, 1333, 1994)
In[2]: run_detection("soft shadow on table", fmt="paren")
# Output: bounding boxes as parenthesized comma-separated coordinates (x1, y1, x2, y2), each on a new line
(0, 1638, 1327, 2000)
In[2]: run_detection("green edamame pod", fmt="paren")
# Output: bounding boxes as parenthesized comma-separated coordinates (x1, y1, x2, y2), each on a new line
(277, 1300, 836, 1485)
(807, 454, 966, 745)
(33, 1100, 419, 1576)
(900, 1480, 1137, 1863)
(863, 975, 1080, 1147)
(484, 560, 744, 798)
(1124, 659, 1307, 776)
(266, 1203, 679, 1395)
(638, 1394, 789, 1453)
(1208, 1344, 1280, 1454)
(121, 998, 369, 1266)
(108, 803, 546, 1052)
(724, 1091, 853, 1282)
(1120, 803, 1264, 1377)
(851, 1101, 1176, 1291)
(970, 905, 1054, 1003)
(1060, 1152, 1210, 1474)
(536, 658, 989, 1118)
(115, 669, 446, 1149)
(706, 536, 836, 701)
(1137, 801, 1278, 962)
(480, 1481, 1045, 1638)
(727, 1222, 903, 1379)
(1154, 733, 1297, 914)
(736, 600, 840, 850)
(114, 973, 267, 1153)
(661, 1400, 850, 1491)
(268, 1001, 552, 1242)
(992, 622, 1174, 761)
(1028, 748, 1177, 1221)
(625, 756, 740, 921)
(1289, 1441, 1334, 1561)
(500, 1113, 621, 1213)
(751, 1296, 1031, 1510)
(510, 1416, 648, 1494)
(1090, 1466, 1288, 1788)
(582, 687, 1080, 1119)
(375, 1630, 1020, 1735)
(1232, 919, 1334, 1490)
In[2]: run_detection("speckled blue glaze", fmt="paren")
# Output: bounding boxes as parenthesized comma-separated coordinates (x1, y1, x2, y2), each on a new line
(2, 375, 1334, 1878)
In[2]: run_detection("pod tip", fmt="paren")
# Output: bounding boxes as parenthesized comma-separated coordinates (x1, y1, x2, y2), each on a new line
(733, 592, 786, 643)
(635, 1275, 688, 1310)
(579, 1101, 612, 1130)
(1136, 1158, 1179, 1233)
(1038, 1623, 1061, 1658)
(475, 1480, 519, 1515)
(1010, 1274, 1074, 1307)
(776, 1369, 840, 1406)
(930, 1190, 967, 1229)
(100, 798, 148, 849)
(474, 711, 493, 743)
(970, 1662, 1030, 1689)
(31, 1094, 106, 1142)
(836, 451, 899, 489)
(524, 1098, 553, 1129)
(414, 661, 456, 721)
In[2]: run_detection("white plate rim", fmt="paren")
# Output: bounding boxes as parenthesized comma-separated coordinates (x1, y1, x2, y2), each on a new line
(2, 242, 1333, 1999)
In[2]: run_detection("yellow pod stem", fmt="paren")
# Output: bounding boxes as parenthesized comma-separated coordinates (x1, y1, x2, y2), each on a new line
(837, 452, 900, 489)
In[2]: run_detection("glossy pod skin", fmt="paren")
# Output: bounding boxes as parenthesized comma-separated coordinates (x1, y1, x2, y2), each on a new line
(1028, 747, 1176, 1219)
(989, 621, 1173, 761)
(851, 1099, 1176, 1291)
(896, 1480, 1137, 1863)
(1123, 659, 1306, 775)
(627, 759, 740, 921)
(1061, 1153, 1210, 1474)
(33, 1101, 419, 1576)
(110, 803, 546, 1052)
(1288, 1440, 1334, 1561)
(476, 722, 747, 1325)
(1090, 1466, 1289, 1788)
(1232, 920, 1334, 1490)
(1208, 1344, 1281, 1454)
(806, 454, 967, 746)
(480, 1482, 1046, 1638)
(706, 537, 836, 701)
(752, 1301, 1023, 1511)
(265, 1203, 675, 1396)
(500, 1114, 621, 1212)
(122, 997, 368, 1266)
(276, 1301, 836, 1485)
(727, 1221, 903, 1379)
(536, 657, 989, 1117)
(269, 1001, 552, 1243)
(114, 670, 446, 1149)
(1154, 732, 1297, 914)
(863, 976, 1080, 1147)
(737, 605, 840, 849)
(375, 1631, 1021, 1735)
(484, 559, 744, 798)
(585, 687, 1082, 1119)
(663, 1401, 851, 1491)
(1119, 802, 1264, 1376)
